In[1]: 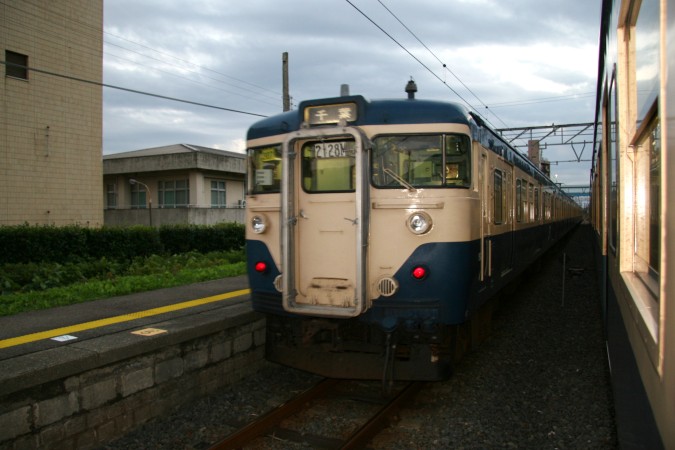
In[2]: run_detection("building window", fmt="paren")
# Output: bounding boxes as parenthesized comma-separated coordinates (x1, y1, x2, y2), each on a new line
(159, 180, 189, 208)
(130, 183, 147, 209)
(211, 180, 226, 208)
(5, 50, 28, 80)
(106, 183, 117, 209)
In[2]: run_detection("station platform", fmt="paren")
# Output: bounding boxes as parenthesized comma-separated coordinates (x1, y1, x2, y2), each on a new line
(0, 276, 262, 449)
(0, 276, 251, 360)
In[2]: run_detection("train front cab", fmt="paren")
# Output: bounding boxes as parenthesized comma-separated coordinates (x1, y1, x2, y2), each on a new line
(247, 95, 581, 381)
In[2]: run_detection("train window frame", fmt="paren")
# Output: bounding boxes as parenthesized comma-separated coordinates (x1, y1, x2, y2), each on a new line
(248, 145, 282, 194)
(528, 183, 534, 222)
(493, 169, 503, 225)
(516, 179, 522, 222)
(630, 108, 660, 298)
(607, 67, 619, 254)
(301, 139, 357, 193)
(370, 134, 471, 189)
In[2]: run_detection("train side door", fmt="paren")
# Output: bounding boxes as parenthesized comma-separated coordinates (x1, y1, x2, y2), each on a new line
(504, 166, 514, 274)
(479, 150, 491, 285)
(281, 128, 369, 318)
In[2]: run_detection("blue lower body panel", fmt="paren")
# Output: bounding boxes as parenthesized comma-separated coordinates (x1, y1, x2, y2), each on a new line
(247, 220, 579, 380)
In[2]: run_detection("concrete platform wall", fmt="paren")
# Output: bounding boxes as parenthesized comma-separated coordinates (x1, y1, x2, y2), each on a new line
(0, 310, 265, 449)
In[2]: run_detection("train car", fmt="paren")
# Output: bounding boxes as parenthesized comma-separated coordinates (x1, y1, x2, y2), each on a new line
(246, 85, 581, 382)
(591, 0, 675, 449)
(590, 0, 674, 448)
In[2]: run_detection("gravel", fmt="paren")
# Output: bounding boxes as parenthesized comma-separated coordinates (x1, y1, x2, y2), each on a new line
(102, 225, 617, 449)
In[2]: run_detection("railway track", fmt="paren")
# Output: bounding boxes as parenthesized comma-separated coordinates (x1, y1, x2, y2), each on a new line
(209, 378, 425, 449)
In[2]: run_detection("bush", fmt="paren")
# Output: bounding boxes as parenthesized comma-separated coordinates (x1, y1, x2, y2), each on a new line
(0, 223, 244, 264)
(86, 226, 163, 261)
(0, 224, 88, 263)
(159, 223, 245, 254)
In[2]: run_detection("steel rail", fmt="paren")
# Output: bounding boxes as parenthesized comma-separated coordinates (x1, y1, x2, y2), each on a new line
(339, 381, 425, 449)
(209, 378, 425, 449)
(208, 378, 340, 449)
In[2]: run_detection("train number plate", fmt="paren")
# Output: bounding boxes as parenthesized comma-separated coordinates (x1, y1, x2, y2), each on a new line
(313, 141, 353, 159)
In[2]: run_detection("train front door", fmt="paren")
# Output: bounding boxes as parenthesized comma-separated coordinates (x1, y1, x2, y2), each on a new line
(281, 128, 369, 318)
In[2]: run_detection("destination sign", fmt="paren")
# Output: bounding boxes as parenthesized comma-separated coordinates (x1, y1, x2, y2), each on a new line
(305, 103, 357, 125)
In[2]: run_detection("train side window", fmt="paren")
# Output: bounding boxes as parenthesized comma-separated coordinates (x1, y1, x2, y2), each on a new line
(518, 180, 527, 222)
(444, 135, 471, 187)
(520, 180, 527, 223)
(516, 179, 522, 222)
(534, 187, 540, 221)
(371, 134, 470, 188)
(248, 145, 282, 194)
(632, 115, 660, 293)
(528, 183, 534, 222)
(493, 170, 503, 225)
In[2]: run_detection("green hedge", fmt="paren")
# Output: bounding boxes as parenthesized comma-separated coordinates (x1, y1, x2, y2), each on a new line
(0, 223, 245, 264)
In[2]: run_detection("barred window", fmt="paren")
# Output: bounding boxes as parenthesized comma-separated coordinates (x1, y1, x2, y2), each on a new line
(159, 180, 189, 208)
(106, 183, 117, 209)
(211, 180, 226, 208)
(130, 183, 147, 209)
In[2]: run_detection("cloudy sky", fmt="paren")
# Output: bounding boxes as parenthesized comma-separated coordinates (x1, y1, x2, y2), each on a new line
(103, 0, 601, 185)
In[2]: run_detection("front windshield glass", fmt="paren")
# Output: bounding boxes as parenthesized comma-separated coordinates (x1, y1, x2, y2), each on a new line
(371, 134, 471, 188)
(248, 145, 282, 194)
(301, 140, 356, 193)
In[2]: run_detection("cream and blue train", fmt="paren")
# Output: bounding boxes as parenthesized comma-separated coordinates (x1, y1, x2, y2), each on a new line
(246, 90, 580, 380)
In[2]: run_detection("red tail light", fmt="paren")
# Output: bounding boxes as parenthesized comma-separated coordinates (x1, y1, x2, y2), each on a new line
(254, 261, 267, 273)
(412, 266, 427, 280)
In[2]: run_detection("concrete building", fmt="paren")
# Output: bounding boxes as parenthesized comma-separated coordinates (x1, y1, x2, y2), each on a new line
(1, 0, 104, 226)
(103, 144, 246, 226)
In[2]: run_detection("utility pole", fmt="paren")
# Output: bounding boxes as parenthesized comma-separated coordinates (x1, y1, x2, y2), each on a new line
(282, 52, 290, 111)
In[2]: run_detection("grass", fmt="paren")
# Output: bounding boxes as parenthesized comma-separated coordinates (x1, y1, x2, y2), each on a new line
(0, 250, 247, 317)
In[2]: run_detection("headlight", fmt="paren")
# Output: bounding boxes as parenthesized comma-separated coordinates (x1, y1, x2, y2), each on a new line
(251, 215, 267, 234)
(407, 212, 432, 235)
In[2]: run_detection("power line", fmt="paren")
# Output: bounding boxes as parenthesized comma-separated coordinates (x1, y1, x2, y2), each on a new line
(376, 0, 509, 129)
(342, 0, 503, 128)
(489, 92, 595, 108)
(103, 33, 281, 103)
(104, 49, 280, 109)
(0, 61, 268, 118)
(1, 0, 282, 108)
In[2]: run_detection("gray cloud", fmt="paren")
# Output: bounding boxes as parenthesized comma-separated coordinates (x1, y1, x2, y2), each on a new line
(103, 0, 602, 185)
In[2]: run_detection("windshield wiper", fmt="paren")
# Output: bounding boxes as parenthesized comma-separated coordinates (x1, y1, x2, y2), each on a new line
(383, 168, 417, 192)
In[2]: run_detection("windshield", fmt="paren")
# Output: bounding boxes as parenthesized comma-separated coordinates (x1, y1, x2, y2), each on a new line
(371, 134, 471, 188)
(248, 145, 282, 194)
(301, 140, 356, 193)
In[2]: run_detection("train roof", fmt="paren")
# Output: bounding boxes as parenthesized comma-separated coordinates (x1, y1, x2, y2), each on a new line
(247, 95, 470, 140)
(246, 94, 573, 201)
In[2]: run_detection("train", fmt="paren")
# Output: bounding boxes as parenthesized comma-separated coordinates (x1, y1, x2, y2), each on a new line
(245, 83, 581, 382)
(590, 0, 674, 448)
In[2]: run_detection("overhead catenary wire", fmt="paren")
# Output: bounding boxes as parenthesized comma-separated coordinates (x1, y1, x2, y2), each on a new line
(104, 49, 281, 109)
(342, 0, 505, 129)
(0, 61, 269, 118)
(376, 0, 510, 129)
(1, 0, 283, 108)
